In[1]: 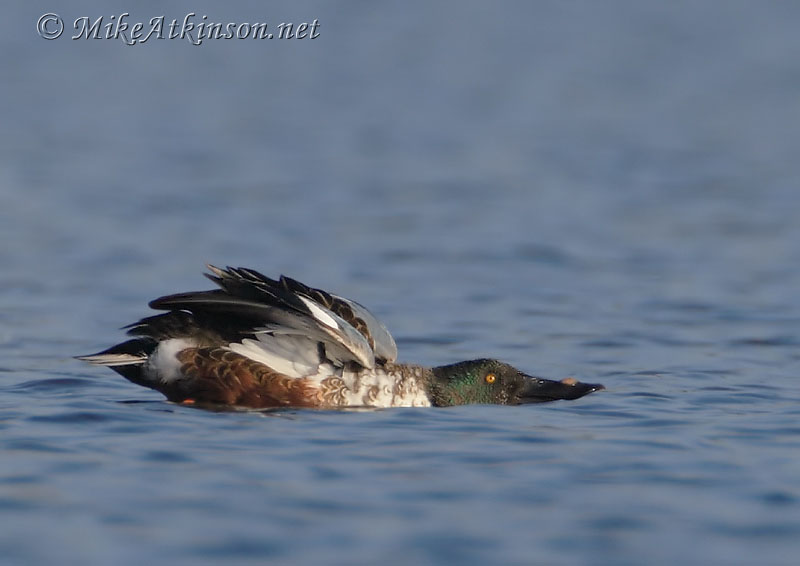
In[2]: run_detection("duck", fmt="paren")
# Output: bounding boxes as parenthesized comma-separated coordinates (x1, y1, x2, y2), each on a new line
(77, 265, 604, 409)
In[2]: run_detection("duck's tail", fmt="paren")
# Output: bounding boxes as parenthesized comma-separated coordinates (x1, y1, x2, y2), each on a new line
(76, 338, 157, 387)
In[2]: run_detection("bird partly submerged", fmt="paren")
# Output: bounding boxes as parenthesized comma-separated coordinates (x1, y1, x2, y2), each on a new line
(78, 265, 604, 409)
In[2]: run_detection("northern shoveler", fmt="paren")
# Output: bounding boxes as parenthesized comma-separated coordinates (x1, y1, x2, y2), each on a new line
(78, 265, 604, 408)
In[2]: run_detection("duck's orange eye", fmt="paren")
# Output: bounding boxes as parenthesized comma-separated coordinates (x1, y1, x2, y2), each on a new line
(485, 373, 497, 384)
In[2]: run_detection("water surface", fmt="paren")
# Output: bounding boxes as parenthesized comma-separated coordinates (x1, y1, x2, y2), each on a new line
(2, 2, 799, 564)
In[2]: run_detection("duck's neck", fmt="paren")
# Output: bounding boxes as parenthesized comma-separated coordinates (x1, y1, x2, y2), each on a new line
(374, 362, 480, 407)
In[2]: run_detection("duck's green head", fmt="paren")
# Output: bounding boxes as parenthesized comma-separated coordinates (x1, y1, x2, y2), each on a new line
(428, 359, 603, 406)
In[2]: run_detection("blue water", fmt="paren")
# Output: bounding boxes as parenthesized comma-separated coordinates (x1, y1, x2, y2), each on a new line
(2, 1, 800, 564)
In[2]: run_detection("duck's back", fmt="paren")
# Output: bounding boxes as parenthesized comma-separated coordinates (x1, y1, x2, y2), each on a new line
(78, 265, 412, 408)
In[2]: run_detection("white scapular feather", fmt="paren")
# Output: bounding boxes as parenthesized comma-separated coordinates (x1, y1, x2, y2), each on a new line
(228, 334, 319, 379)
(332, 294, 398, 362)
(298, 296, 339, 329)
(270, 297, 376, 369)
(230, 288, 380, 371)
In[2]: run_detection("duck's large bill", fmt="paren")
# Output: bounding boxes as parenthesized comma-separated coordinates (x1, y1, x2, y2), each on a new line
(515, 375, 605, 404)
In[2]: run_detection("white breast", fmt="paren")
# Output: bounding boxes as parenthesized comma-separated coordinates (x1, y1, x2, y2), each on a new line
(311, 365, 431, 408)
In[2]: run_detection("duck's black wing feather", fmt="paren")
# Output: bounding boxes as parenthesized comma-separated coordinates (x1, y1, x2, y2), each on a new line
(145, 265, 397, 368)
